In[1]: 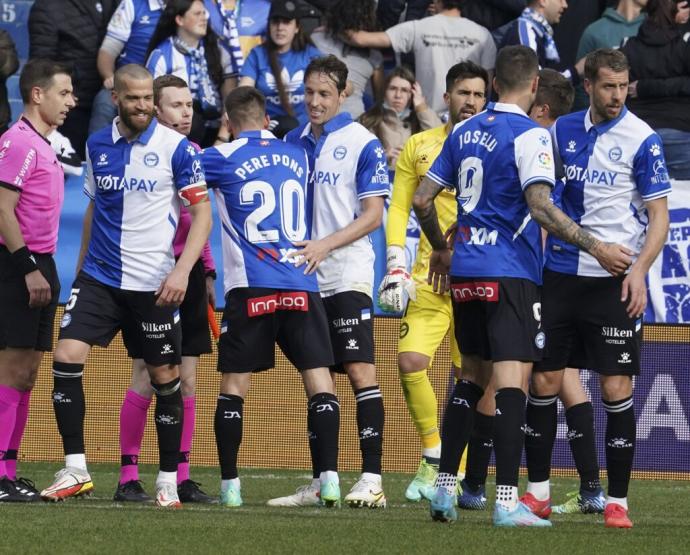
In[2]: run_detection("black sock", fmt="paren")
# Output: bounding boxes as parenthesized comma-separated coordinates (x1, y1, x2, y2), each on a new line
(565, 402, 601, 492)
(214, 394, 244, 480)
(151, 378, 183, 473)
(524, 391, 558, 483)
(438, 380, 484, 475)
(355, 386, 384, 475)
(494, 388, 527, 488)
(309, 393, 339, 472)
(604, 396, 635, 498)
(464, 411, 494, 490)
(52, 362, 86, 455)
(307, 402, 320, 479)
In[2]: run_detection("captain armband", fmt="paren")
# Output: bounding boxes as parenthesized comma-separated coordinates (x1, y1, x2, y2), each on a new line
(178, 183, 209, 207)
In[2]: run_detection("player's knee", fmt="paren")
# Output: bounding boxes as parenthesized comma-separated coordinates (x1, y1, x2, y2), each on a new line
(530, 370, 563, 396)
(147, 363, 179, 385)
(346, 362, 377, 389)
(398, 352, 430, 374)
(54, 339, 90, 364)
(600, 375, 632, 402)
(180, 374, 196, 397)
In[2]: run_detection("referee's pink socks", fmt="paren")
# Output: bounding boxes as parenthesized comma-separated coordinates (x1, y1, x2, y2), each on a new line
(177, 396, 196, 484)
(0, 385, 21, 478)
(119, 389, 151, 484)
(5, 390, 31, 480)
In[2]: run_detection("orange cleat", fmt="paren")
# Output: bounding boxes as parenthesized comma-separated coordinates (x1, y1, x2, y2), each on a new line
(604, 503, 633, 528)
(519, 492, 552, 519)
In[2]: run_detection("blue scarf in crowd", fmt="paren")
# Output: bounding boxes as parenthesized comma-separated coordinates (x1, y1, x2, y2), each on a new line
(520, 7, 560, 63)
(214, 0, 244, 75)
(173, 36, 222, 117)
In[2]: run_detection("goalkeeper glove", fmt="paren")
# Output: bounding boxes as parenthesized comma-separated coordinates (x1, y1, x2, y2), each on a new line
(377, 245, 416, 313)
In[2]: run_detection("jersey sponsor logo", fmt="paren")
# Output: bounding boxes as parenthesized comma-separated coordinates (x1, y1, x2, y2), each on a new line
(139, 15, 151, 24)
(95, 174, 157, 192)
(455, 225, 498, 246)
(649, 143, 662, 156)
(563, 165, 618, 186)
(451, 281, 499, 303)
(0, 139, 10, 160)
(314, 171, 340, 186)
(14, 147, 36, 187)
(608, 146, 622, 162)
(234, 154, 305, 180)
(372, 161, 389, 184)
(247, 291, 309, 317)
(602, 326, 633, 338)
(190, 159, 205, 184)
(96, 153, 109, 166)
(535, 331, 545, 349)
(142, 321, 172, 333)
(333, 146, 347, 160)
(456, 129, 498, 153)
(345, 338, 359, 350)
(144, 152, 159, 167)
(651, 158, 670, 186)
(537, 151, 553, 170)
(566, 140, 577, 153)
(374, 146, 384, 159)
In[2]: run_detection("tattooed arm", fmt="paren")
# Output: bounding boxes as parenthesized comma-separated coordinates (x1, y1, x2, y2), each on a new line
(525, 183, 634, 276)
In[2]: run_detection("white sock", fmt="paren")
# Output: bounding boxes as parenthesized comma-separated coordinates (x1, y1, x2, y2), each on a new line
(422, 444, 442, 460)
(495, 484, 519, 511)
(319, 470, 339, 484)
(361, 472, 381, 485)
(526, 479, 550, 501)
(606, 495, 628, 510)
(435, 472, 456, 496)
(156, 470, 177, 485)
(65, 454, 87, 472)
(221, 478, 240, 492)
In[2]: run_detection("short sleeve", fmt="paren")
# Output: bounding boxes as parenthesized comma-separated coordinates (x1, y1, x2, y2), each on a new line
(549, 122, 565, 181)
(386, 20, 416, 54)
(171, 138, 206, 191)
(427, 130, 457, 189)
(200, 147, 224, 189)
(633, 133, 672, 201)
(106, 0, 135, 44)
(84, 147, 96, 199)
(146, 48, 167, 78)
(355, 138, 390, 199)
(0, 135, 37, 191)
(240, 47, 261, 80)
(514, 126, 556, 190)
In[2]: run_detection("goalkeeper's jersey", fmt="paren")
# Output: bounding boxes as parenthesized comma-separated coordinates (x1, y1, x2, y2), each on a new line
(387, 124, 456, 292)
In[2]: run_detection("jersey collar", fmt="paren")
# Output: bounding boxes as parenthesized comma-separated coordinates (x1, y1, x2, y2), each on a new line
(238, 130, 276, 140)
(111, 118, 158, 145)
(19, 116, 51, 146)
(487, 101, 529, 118)
(583, 106, 628, 134)
(300, 112, 353, 140)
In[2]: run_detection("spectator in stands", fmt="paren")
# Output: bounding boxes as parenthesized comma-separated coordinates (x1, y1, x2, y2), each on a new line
(90, 0, 167, 134)
(494, 0, 583, 85)
(359, 67, 440, 169)
(310, 0, 383, 119)
(238, 0, 321, 135)
(0, 30, 19, 135)
(28, 0, 117, 156)
(204, 0, 271, 59)
(146, 0, 238, 146)
(377, 0, 432, 30)
(345, 0, 496, 116)
(462, 0, 527, 30)
(622, 0, 690, 180)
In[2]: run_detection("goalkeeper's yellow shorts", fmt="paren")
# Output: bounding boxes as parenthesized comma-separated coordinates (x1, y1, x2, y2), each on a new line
(398, 286, 461, 367)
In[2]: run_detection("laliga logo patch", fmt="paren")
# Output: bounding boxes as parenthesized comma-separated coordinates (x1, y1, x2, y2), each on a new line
(60, 313, 72, 329)
(144, 152, 159, 167)
(608, 146, 622, 162)
(535, 331, 545, 349)
(333, 146, 347, 160)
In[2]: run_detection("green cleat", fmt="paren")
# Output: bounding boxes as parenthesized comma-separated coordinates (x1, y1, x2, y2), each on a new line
(552, 489, 605, 514)
(405, 459, 438, 502)
(220, 484, 242, 507)
(320, 479, 341, 508)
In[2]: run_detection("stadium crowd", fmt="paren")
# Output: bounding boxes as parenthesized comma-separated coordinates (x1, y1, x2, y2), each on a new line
(0, 0, 683, 529)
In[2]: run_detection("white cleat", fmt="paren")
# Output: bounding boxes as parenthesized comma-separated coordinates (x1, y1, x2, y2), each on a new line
(344, 477, 387, 509)
(155, 481, 182, 508)
(266, 483, 320, 507)
(40, 467, 94, 502)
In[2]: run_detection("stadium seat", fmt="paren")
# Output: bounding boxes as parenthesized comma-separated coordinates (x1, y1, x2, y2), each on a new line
(0, 0, 34, 62)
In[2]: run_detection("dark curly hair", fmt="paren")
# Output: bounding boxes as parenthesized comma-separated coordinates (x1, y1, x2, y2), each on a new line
(326, 0, 378, 38)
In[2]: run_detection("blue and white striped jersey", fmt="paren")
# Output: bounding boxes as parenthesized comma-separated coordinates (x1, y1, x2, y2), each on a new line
(106, 0, 164, 68)
(285, 113, 390, 297)
(427, 102, 556, 285)
(547, 107, 672, 277)
(83, 119, 205, 291)
(202, 130, 318, 294)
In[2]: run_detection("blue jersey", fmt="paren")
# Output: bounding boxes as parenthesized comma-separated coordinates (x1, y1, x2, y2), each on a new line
(202, 130, 318, 293)
(106, 0, 164, 68)
(547, 107, 672, 277)
(427, 102, 556, 284)
(83, 119, 205, 291)
(241, 45, 322, 123)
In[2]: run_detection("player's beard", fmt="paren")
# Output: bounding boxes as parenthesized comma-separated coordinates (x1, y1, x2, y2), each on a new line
(119, 104, 154, 134)
(592, 95, 622, 122)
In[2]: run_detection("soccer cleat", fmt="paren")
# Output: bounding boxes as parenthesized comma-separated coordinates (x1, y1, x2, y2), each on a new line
(40, 467, 94, 501)
(405, 459, 438, 502)
(219, 483, 242, 507)
(0, 476, 39, 502)
(344, 477, 387, 509)
(604, 503, 633, 528)
(552, 489, 606, 514)
(178, 480, 216, 504)
(113, 480, 152, 502)
(457, 479, 487, 510)
(429, 487, 457, 523)
(519, 492, 552, 519)
(493, 502, 553, 527)
(266, 484, 320, 507)
(155, 481, 181, 508)
(319, 479, 341, 508)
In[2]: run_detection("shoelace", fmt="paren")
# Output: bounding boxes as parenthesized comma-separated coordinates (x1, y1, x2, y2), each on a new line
(14, 477, 38, 494)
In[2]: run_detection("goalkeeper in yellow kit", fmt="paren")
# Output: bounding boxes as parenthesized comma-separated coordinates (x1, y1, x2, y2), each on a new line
(378, 61, 491, 502)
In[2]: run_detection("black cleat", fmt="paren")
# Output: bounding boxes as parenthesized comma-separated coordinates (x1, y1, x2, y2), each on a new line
(113, 480, 152, 502)
(0, 476, 40, 502)
(178, 480, 216, 504)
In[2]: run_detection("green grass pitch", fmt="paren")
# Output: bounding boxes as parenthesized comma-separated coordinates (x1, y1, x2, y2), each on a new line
(2, 463, 690, 554)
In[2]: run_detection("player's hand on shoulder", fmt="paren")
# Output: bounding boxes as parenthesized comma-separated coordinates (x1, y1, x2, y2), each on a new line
(591, 242, 634, 277)
(428, 247, 451, 295)
(378, 245, 415, 313)
(292, 238, 332, 275)
(621, 266, 647, 318)
(25, 269, 51, 308)
(156, 268, 189, 306)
